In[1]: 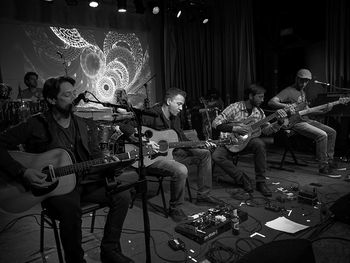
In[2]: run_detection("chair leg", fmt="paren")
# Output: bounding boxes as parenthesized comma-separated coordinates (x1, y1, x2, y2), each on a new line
(90, 210, 96, 233)
(186, 178, 193, 203)
(40, 211, 45, 253)
(158, 180, 168, 217)
(51, 219, 64, 263)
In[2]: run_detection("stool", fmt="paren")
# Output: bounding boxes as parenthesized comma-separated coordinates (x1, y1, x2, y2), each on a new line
(269, 129, 307, 172)
(146, 173, 192, 217)
(40, 202, 103, 263)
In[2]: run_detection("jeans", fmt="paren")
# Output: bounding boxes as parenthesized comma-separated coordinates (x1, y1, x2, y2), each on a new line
(292, 120, 336, 168)
(212, 137, 267, 183)
(173, 148, 213, 196)
(44, 178, 131, 263)
(146, 158, 188, 208)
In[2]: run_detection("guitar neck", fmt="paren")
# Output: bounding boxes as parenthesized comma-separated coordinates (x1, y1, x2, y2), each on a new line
(53, 152, 132, 178)
(168, 140, 220, 149)
(251, 112, 278, 130)
(299, 101, 341, 116)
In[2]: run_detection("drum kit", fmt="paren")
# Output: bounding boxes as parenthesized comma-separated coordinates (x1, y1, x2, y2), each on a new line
(0, 84, 48, 127)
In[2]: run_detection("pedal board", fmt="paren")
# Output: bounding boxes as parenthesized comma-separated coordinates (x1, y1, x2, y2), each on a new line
(175, 205, 248, 244)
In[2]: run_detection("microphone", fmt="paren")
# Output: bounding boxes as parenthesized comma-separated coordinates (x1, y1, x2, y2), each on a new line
(73, 91, 88, 106)
(314, 80, 330, 86)
(56, 51, 63, 58)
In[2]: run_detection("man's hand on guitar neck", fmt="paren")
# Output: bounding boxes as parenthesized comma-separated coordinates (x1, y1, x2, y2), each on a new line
(22, 168, 47, 187)
(203, 141, 216, 149)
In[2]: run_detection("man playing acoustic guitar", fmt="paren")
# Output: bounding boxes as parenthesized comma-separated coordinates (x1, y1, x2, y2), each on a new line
(0, 76, 135, 263)
(212, 84, 288, 197)
(268, 68, 346, 178)
(121, 88, 221, 222)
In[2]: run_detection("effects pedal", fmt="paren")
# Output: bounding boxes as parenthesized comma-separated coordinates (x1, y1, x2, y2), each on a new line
(168, 238, 185, 251)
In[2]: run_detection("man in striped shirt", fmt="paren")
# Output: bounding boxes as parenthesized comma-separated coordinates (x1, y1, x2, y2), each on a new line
(212, 84, 287, 197)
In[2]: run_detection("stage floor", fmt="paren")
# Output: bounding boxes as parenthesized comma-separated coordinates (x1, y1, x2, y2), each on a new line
(1, 147, 350, 263)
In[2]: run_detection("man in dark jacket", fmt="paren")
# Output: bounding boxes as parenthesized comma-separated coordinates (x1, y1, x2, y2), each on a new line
(0, 76, 134, 263)
(135, 88, 220, 222)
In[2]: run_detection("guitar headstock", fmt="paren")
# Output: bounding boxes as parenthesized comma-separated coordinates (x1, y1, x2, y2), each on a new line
(339, 97, 350, 104)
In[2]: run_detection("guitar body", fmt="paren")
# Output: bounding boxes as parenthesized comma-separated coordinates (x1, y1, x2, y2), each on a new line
(221, 119, 262, 153)
(0, 148, 76, 214)
(125, 127, 180, 167)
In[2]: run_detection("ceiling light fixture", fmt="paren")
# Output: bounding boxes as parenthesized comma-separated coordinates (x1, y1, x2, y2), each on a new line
(89, 1, 99, 8)
(118, 0, 127, 12)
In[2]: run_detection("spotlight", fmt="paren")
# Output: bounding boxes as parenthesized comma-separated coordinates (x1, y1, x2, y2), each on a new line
(89, 1, 99, 8)
(118, 0, 127, 12)
(149, 0, 160, 15)
(202, 18, 208, 24)
(176, 10, 182, 18)
(152, 6, 160, 14)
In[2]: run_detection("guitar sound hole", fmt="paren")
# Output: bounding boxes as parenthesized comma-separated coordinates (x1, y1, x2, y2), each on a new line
(144, 130, 153, 139)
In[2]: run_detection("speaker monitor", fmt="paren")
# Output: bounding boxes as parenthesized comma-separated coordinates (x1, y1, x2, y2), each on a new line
(236, 239, 315, 263)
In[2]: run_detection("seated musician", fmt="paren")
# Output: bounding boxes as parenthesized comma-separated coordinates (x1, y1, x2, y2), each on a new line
(212, 84, 287, 197)
(121, 87, 221, 222)
(268, 69, 345, 178)
(0, 76, 134, 263)
(18, 71, 43, 102)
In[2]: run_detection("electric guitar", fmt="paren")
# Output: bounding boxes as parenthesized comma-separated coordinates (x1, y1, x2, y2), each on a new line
(282, 97, 350, 129)
(221, 110, 283, 153)
(124, 126, 235, 167)
(0, 147, 152, 214)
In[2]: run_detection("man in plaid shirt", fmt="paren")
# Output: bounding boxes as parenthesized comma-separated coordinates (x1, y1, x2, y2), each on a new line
(212, 84, 287, 197)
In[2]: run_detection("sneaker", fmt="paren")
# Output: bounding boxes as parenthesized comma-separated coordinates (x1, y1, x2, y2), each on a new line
(328, 161, 347, 171)
(169, 207, 187, 222)
(101, 249, 134, 263)
(242, 173, 254, 193)
(196, 195, 222, 206)
(256, 182, 272, 197)
(319, 166, 342, 178)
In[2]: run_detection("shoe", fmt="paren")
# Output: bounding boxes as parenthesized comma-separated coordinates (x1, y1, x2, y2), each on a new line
(169, 207, 187, 222)
(256, 182, 272, 197)
(196, 195, 222, 206)
(101, 249, 134, 263)
(242, 173, 254, 193)
(319, 166, 342, 178)
(328, 161, 347, 171)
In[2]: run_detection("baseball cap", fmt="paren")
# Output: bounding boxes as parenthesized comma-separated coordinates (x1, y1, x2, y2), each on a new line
(296, 69, 312, 80)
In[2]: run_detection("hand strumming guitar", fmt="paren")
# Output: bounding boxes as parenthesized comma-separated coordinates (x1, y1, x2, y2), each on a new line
(22, 168, 47, 187)
(232, 124, 250, 135)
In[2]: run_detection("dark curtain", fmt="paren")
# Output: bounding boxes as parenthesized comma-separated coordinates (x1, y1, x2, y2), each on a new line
(326, 0, 350, 90)
(163, 0, 256, 105)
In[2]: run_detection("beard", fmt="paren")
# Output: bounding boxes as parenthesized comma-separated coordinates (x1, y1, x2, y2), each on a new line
(55, 104, 73, 118)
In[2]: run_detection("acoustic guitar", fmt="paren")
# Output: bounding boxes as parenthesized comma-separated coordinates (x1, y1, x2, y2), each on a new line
(0, 147, 152, 214)
(282, 97, 350, 129)
(124, 126, 235, 167)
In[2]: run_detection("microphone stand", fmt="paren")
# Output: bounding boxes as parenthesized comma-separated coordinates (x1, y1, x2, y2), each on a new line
(83, 97, 152, 263)
(134, 74, 156, 109)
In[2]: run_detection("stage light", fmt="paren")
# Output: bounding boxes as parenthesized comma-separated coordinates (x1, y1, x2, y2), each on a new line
(152, 6, 160, 14)
(89, 1, 99, 8)
(149, 0, 160, 15)
(176, 10, 182, 18)
(118, 0, 127, 12)
(202, 18, 208, 24)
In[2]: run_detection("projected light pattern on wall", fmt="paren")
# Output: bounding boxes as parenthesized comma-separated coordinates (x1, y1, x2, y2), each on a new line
(22, 25, 151, 107)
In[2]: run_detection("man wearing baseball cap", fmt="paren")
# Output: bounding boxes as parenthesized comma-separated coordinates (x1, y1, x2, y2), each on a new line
(268, 68, 345, 178)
